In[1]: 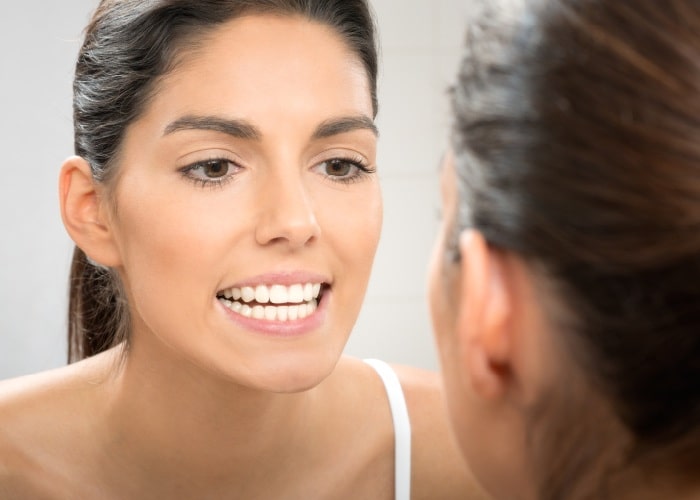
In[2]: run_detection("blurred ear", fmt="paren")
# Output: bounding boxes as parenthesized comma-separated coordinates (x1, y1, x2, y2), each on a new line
(454, 230, 514, 400)
(59, 156, 121, 267)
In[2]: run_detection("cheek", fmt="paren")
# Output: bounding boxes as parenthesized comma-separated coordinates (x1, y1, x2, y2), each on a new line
(112, 187, 238, 326)
(355, 191, 383, 263)
(428, 238, 443, 338)
(320, 184, 382, 319)
(120, 204, 220, 277)
(428, 224, 454, 353)
(323, 184, 382, 269)
(428, 225, 472, 452)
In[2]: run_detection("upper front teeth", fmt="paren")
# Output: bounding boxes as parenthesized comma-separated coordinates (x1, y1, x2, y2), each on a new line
(221, 283, 322, 304)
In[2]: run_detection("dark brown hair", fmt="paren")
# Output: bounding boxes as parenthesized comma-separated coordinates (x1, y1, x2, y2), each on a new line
(450, 0, 700, 497)
(68, 0, 378, 362)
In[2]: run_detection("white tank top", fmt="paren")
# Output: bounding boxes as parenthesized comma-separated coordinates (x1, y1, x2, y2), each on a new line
(364, 359, 412, 500)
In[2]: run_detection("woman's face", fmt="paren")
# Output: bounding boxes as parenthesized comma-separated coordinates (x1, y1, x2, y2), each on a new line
(104, 15, 381, 391)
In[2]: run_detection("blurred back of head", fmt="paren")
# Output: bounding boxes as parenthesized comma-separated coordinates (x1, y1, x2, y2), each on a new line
(450, 0, 700, 496)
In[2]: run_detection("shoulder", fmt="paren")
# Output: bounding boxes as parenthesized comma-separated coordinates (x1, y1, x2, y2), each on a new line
(0, 355, 114, 494)
(0, 371, 63, 498)
(0, 367, 78, 457)
(391, 364, 490, 500)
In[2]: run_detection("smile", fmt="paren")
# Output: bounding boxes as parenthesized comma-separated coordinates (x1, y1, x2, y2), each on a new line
(217, 283, 325, 322)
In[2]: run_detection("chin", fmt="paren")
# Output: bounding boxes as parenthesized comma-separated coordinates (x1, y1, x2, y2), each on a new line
(226, 348, 342, 394)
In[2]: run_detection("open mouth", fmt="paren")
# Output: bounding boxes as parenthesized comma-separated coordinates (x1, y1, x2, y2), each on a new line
(217, 282, 328, 321)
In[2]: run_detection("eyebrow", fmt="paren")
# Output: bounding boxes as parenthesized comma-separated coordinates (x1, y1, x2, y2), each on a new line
(312, 115, 378, 139)
(163, 115, 261, 140)
(163, 114, 378, 140)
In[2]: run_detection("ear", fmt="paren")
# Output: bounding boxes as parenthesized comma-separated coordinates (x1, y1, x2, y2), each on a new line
(59, 156, 122, 267)
(454, 230, 514, 400)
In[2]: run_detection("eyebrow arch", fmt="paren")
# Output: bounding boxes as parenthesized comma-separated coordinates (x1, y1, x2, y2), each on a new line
(312, 115, 378, 139)
(162, 114, 378, 140)
(163, 115, 262, 140)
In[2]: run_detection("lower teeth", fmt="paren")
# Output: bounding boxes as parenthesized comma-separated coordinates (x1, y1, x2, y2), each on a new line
(219, 298, 318, 321)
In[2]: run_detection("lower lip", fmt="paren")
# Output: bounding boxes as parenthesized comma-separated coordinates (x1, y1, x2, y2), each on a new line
(218, 290, 330, 338)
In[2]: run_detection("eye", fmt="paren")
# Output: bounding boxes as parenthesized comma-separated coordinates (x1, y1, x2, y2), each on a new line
(314, 156, 375, 184)
(324, 159, 354, 177)
(180, 158, 241, 187)
(196, 159, 231, 179)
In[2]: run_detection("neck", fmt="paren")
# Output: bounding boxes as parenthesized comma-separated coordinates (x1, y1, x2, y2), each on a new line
(607, 460, 700, 500)
(97, 338, 322, 481)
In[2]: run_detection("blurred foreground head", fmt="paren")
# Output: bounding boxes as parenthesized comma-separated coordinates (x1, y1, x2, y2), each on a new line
(431, 0, 700, 498)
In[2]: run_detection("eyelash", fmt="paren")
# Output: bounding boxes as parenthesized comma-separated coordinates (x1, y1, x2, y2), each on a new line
(179, 154, 376, 189)
(179, 158, 240, 189)
(316, 155, 376, 185)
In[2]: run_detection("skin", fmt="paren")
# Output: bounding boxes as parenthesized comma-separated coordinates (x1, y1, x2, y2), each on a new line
(0, 15, 483, 499)
(428, 152, 550, 500)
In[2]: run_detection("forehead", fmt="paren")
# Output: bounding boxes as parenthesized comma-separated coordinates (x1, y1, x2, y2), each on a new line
(147, 14, 373, 124)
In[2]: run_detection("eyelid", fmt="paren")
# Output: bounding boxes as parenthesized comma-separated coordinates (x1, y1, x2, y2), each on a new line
(175, 146, 246, 169)
(309, 146, 371, 166)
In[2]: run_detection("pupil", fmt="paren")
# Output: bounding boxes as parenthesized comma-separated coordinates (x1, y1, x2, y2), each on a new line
(205, 160, 227, 178)
(328, 160, 351, 176)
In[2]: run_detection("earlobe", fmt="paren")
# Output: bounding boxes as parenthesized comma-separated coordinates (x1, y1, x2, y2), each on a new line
(59, 156, 121, 267)
(454, 229, 513, 400)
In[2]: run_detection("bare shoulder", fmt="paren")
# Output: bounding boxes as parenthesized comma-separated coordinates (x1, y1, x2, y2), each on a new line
(0, 353, 114, 495)
(0, 370, 66, 497)
(0, 368, 66, 455)
(391, 364, 490, 500)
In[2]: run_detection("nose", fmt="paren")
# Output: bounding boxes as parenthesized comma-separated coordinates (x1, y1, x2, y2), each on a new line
(254, 174, 321, 249)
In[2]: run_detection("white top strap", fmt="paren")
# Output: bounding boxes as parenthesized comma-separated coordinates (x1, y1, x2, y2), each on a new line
(364, 359, 412, 500)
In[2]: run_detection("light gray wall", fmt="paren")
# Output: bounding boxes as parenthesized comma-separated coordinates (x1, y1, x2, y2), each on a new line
(0, 2, 96, 378)
(0, 1, 473, 379)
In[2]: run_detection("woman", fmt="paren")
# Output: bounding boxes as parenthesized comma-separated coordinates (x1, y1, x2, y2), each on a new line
(430, 0, 700, 498)
(0, 1, 482, 498)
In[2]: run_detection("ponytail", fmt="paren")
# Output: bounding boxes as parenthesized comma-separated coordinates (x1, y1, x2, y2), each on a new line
(67, 246, 128, 362)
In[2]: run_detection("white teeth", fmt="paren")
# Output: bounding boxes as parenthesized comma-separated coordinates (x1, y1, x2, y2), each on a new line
(277, 305, 288, 321)
(252, 305, 265, 320)
(288, 284, 304, 303)
(297, 300, 318, 320)
(269, 284, 288, 304)
(222, 282, 322, 305)
(219, 297, 319, 323)
(241, 287, 255, 303)
(288, 305, 299, 321)
(255, 285, 269, 304)
(219, 282, 325, 322)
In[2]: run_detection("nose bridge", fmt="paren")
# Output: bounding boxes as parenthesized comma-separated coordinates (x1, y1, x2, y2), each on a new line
(255, 162, 320, 248)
